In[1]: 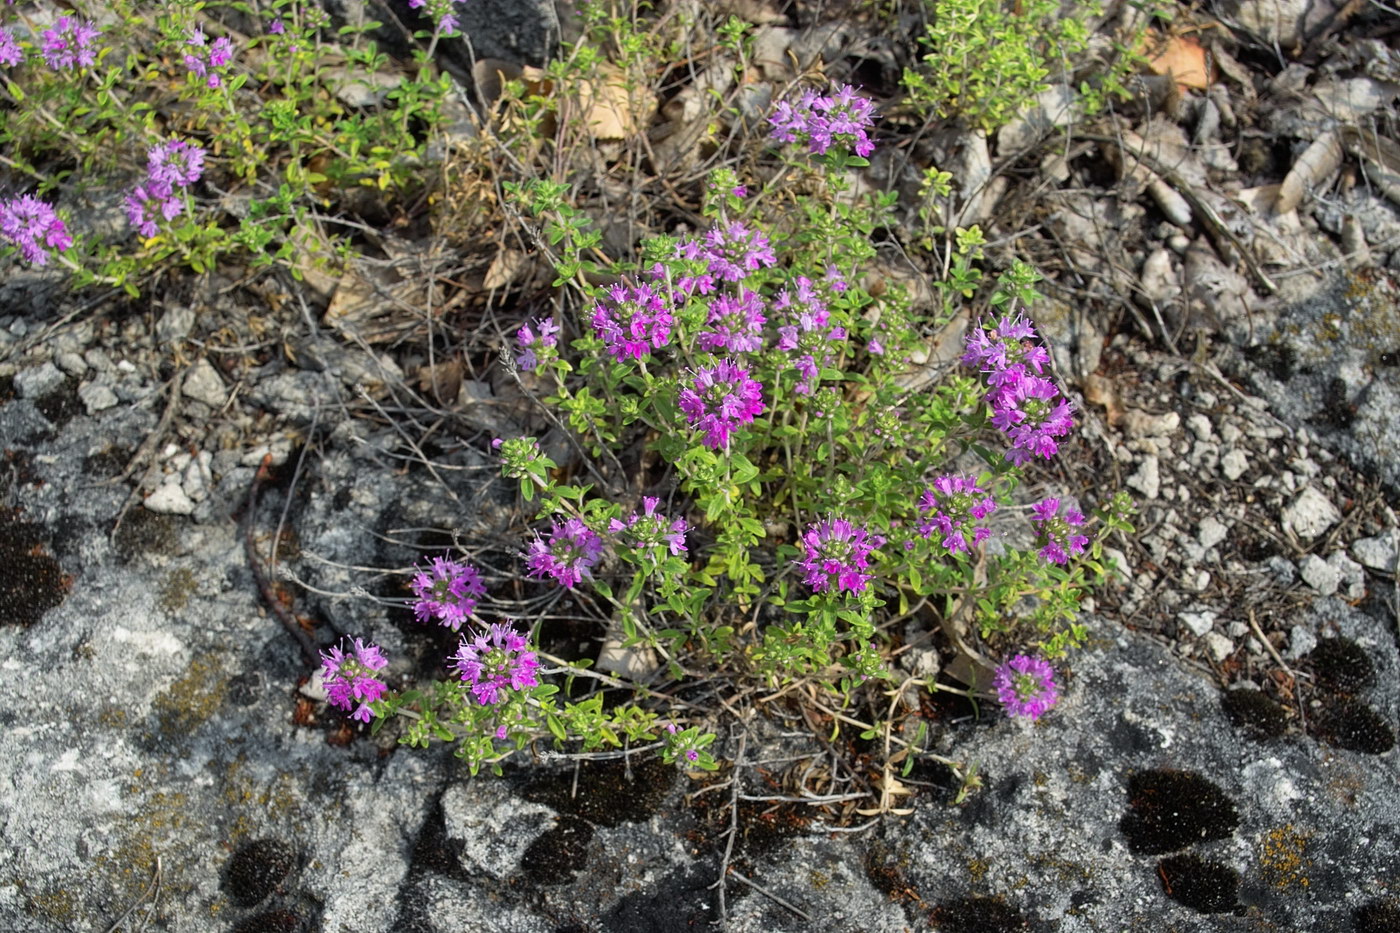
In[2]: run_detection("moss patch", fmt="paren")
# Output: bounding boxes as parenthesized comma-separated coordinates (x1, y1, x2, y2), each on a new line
(151, 653, 229, 738)
(1156, 853, 1239, 914)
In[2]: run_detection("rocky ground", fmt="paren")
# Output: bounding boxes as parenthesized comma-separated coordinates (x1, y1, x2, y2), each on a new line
(2, 0, 1400, 931)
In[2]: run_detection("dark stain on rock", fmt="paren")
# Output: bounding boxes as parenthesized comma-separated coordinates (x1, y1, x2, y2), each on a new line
(34, 379, 82, 429)
(1311, 698, 1396, 755)
(112, 507, 183, 562)
(1306, 636, 1375, 694)
(0, 507, 67, 627)
(521, 813, 593, 885)
(223, 838, 297, 908)
(1221, 688, 1289, 741)
(229, 908, 304, 933)
(1355, 898, 1400, 933)
(1119, 769, 1240, 855)
(520, 755, 673, 828)
(406, 798, 470, 882)
(929, 895, 1032, 932)
(1156, 853, 1239, 914)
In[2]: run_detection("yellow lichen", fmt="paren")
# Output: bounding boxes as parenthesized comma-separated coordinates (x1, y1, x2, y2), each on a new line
(1259, 824, 1311, 891)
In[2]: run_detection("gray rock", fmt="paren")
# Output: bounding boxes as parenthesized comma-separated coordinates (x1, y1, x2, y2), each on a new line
(78, 381, 119, 414)
(54, 351, 88, 377)
(1288, 625, 1318, 659)
(1121, 409, 1180, 438)
(1298, 553, 1340, 596)
(182, 358, 227, 408)
(1281, 485, 1340, 540)
(155, 304, 196, 343)
(1267, 554, 1298, 585)
(1328, 550, 1367, 602)
(1352, 530, 1399, 572)
(15, 361, 65, 398)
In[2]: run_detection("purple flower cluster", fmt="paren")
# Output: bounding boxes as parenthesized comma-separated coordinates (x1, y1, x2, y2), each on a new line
(407, 0, 468, 35)
(183, 27, 234, 88)
(678, 359, 765, 451)
(768, 84, 877, 158)
(525, 517, 604, 589)
(993, 654, 1059, 720)
(610, 497, 687, 562)
(515, 316, 560, 372)
(774, 276, 847, 395)
(1029, 497, 1089, 565)
(126, 139, 205, 238)
(0, 27, 22, 68)
(795, 516, 884, 595)
(700, 222, 777, 282)
(963, 313, 1074, 465)
(320, 637, 389, 723)
(590, 280, 673, 362)
(917, 474, 997, 554)
(0, 195, 72, 267)
(450, 621, 540, 706)
(410, 555, 487, 631)
(697, 288, 766, 354)
(40, 17, 101, 70)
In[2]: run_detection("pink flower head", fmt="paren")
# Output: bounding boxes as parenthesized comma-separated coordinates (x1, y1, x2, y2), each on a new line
(590, 279, 673, 362)
(449, 621, 541, 705)
(610, 497, 688, 562)
(697, 288, 766, 354)
(774, 276, 846, 395)
(795, 516, 885, 595)
(677, 359, 765, 451)
(1029, 497, 1089, 565)
(917, 474, 997, 554)
(184, 28, 234, 87)
(991, 374, 1074, 465)
(320, 637, 390, 723)
(147, 139, 206, 190)
(768, 83, 877, 158)
(0, 195, 72, 266)
(40, 17, 101, 70)
(525, 517, 604, 589)
(0, 27, 23, 67)
(125, 185, 184, 237)
(515, 316, 560, 371)
(993, 654, 1059, 720)
(410, 555, 487, 631)
(699, 222, 776, 282)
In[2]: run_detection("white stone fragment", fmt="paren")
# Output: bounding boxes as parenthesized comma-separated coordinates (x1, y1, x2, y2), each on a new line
(1329, 551, 1366, 602)
(1204, 632, 1235, 662)
(1178, 610, 1217, 637)
(182, 358, 227, 408)
(1198, 516, 1229, 550)
(1281, 486, 1341, 541)
(1121, 409, 1181, 439)
(1186, 413, 1213, 441)
(144, 482, 195, 516)
(1127, 455, 1161, 499)
(78, 382, 119, 414)
(1221, 448, 1248, 480)
(1298, 554, 1340, 596)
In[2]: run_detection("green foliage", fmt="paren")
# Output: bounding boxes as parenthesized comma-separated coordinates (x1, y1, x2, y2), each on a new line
(900, 0, 1140, 133)
(0, 0, 453, 290)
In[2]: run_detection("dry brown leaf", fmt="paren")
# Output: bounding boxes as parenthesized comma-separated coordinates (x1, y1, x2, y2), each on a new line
(416, 358, 463, 404)
(471, 58, 524, 108)
(1275, 130, 1342, 214)
(575, 61, 655, 140)
(1083, 373, 1124, 427)
(1146, 34, 1213, 91)
(483, 248, 528, 290)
